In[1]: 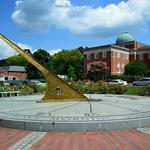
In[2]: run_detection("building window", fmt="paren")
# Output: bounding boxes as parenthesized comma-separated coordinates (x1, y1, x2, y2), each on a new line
(126, 54, 129, 60)
(122, 53, 125, 59)
(122, 64, 125, 73)
(112, 51, 115, 58)
(95, 53, 98, 59)
(148, 52, 150, 59)
(139, 53, 143, 60)
(87, 54, 90, 60)
(117, 64, 120, 73)
(87, 64, 90, 72)
(5, 77, 8, 80)
(103, 52, 107, 58)
(117, 52, 120, 58)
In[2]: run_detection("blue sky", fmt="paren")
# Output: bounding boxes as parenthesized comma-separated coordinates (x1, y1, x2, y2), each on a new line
(0, 0, 150, 59)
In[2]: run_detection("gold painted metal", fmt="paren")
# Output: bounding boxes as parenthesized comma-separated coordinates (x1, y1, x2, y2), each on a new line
(0, 34, 88, 102)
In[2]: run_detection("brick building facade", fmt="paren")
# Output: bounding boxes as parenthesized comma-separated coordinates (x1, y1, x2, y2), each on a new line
(0, 66, 27, 81)
(83, 32, 150, 79)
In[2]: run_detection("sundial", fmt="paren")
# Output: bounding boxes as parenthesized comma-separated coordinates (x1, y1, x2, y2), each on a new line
(0, 34, 88, 102)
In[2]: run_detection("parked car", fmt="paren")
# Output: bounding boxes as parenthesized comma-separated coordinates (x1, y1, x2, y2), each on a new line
(132, 77, 150, 86)
(31, 80, 47, 86)
(0, 80, 10, 86)
(6, 80, 31, 86)
(108, 79, 128, 86)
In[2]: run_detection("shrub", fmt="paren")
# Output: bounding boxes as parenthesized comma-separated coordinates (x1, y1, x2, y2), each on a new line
(99, 84, 108, 94)
(19, 86, 34, 95)
(108, 84, 126, 94)
(0, 84, 47, 96)
(125, 86, 150, 96)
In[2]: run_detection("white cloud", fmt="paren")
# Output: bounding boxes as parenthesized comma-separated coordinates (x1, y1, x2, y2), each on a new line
(55, 0, 71, 6)
(17, 43, 32, 50)
(0, 39, 32, 59)
(12, 0, 150, 37)
(48, 48, 62, 55)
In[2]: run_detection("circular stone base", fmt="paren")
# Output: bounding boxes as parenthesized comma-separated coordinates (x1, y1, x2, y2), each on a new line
(0, 94, 150, 132)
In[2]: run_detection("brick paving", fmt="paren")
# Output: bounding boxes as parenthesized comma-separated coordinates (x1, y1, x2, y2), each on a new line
(8, 132, 46, 150)
(0, 128, 31, 150)
(31, 130, 150, 150)
(0, 127, 150, 150)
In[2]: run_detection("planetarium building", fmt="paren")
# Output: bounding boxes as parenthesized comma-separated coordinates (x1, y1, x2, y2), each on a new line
(83, 32, 150, 80)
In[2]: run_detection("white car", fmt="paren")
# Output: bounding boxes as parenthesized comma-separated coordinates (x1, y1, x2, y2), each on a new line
(108, 79, 128, 86)
(31, 80, 46, 86)
(132, 77, 150, 86)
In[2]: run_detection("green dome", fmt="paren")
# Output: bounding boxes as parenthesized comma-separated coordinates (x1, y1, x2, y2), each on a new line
(116, 32, 135, 44)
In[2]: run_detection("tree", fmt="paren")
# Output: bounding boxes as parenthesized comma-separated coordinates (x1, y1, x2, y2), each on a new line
(33, 49, 53, 69)
(125, 60, 149, 76)
(27, 49, 53, 79)
(88, 62, 109, 81)
(5, 55, 29, 66)
(67, 65, 76, 80)
(53, 49, 83, 80)
(0, 59, 6, 67)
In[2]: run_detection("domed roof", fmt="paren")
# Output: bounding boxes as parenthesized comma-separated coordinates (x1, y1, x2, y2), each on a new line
(116, 32, 135, 44)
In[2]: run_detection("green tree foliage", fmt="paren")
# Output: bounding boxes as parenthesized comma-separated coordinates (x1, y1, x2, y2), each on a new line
(0, 59, 6, 67)
(53, 49, 83, 80)
(5, 55, 29, 66)
(27, 49, 53, 79)
(125, 60, 149, 76)
(33, 49, 53, 68)
(67, 65, 77, 80)
(0, 48, 83, 80)
(0, 49, 53, 79)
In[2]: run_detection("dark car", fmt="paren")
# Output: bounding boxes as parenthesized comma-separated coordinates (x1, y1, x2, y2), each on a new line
(7, 80, 31, 86)
(132, 77, 150, 86)
(0, 80, 10, 86)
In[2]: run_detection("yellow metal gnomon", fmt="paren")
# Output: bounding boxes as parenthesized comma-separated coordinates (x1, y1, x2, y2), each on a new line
(0, 34, 88, 102)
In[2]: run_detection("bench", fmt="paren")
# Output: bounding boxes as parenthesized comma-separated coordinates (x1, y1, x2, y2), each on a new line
(0, 91, 20, 98)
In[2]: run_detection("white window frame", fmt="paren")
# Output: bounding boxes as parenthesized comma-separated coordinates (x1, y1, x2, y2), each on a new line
(122, 64, 125, 73)
(139, 53, 143, 60)
(102, 52, 107, 58)
(87, 64, 90, 72)
(117, 52, 120, 58)
(126, 54, 129, 60)
(148, 52, 150, 59)
(122, 53, 125, 59)
(87, 54, 90, 60)
(95, 53, 98, 59)
(117, 64, 120, 73)
(112, 51, 115, 58)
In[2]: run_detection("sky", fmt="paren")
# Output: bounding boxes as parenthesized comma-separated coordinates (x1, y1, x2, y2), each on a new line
(0, 0, 150, 59)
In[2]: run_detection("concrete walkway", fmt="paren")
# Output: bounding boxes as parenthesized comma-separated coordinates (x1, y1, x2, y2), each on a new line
(0, 94, 150, 131)
(0, 94, 150, 117)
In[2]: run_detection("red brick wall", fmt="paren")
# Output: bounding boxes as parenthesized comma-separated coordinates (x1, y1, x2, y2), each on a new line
(136, 53, 150, 68)
(111, 51, 129, 75)
(83, 51, 111, 78)
(129, 54, 136, 61)
(8, 72, 27, 80)
(1, 71, 27, 80)
(83, 45, 150, 79)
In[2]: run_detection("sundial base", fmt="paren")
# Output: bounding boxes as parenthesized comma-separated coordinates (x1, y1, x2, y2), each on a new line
(0, 94, 150, 132)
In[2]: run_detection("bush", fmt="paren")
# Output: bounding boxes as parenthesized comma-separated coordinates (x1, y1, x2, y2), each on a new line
(108, 84, 126, 94)
(125, 86, 150, 96)
(19, 86, 34, 95)
(99, 84, 108, 94)
(0, 84, 47, 96)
